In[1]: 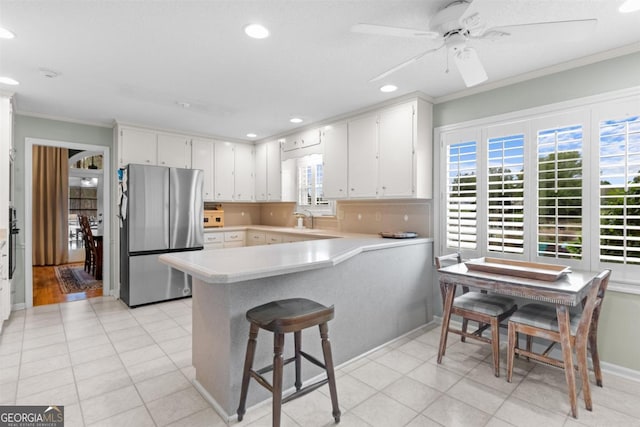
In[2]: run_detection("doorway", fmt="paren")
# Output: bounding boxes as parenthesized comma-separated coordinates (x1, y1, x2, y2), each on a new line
(25, 137, 110, 308)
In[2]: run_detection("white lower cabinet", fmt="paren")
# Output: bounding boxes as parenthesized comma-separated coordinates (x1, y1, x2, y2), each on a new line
(204, 231, 224, 249)
(224, 231, 246, 248)
(247, 230, 266, 246)
(265, 233, 283, 245)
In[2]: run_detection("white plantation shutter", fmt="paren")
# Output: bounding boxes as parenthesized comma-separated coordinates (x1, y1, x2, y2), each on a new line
(446, 140, 478, 250)
(536, 124, 583, 260)
(487, 134, 525, 254)
(599, 114, 640, 265)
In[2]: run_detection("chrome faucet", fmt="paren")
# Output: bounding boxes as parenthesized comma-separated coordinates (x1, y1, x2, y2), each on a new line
(303, 209, 314, 229)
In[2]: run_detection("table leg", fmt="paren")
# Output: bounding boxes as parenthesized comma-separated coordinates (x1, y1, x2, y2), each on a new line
(437, 281, 456, 364)
(557, 305, 578, 418)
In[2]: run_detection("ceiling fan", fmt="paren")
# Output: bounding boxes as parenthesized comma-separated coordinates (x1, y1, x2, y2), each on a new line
(351, 0, 597, 87)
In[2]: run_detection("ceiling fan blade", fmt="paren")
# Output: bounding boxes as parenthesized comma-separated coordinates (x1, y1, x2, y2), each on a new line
(351, 23, 440, 39)
(369, 45, 443, 82)
(482, 19, 597, 42)
(453, 47, 488, 87)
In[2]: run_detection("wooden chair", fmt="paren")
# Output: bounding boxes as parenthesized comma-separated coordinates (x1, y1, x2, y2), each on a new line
(79, 215, 98, 277)
(506, 269, 611, 415)
(436, 253, 518, 377)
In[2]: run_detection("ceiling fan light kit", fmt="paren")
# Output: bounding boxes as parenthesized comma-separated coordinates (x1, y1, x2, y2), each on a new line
(352, 0, 598, 88)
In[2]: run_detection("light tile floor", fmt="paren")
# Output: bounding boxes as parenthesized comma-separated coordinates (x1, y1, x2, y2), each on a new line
(1, 296, 639, 427)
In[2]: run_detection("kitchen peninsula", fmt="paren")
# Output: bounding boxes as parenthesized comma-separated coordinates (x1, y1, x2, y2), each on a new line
(159, 231, 433, 420)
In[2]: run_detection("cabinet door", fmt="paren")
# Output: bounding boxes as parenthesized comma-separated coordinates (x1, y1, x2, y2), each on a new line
(378, 103, 415, 197)
(347, 114, 378, 198)
(254, 143, 268, 201)
(192, 139, 215, 201)
(120, 127, 157, 166)
(234, 143, 254, 201)
(158, 134, 191, 168)
(247, 230, 266, 246)
(322, 122, 348, 199)
(214, 142, 235, 201)
(266, 139, 281, 200)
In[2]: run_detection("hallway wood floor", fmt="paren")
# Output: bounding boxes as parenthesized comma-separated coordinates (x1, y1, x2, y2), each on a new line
(32, 264, 102, 306)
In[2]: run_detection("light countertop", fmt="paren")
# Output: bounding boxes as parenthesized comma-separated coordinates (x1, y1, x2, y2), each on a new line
(160, 234, 432, 284)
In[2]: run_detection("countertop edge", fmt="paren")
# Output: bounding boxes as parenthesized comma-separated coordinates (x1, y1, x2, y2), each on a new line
(160, 237, 432, 284)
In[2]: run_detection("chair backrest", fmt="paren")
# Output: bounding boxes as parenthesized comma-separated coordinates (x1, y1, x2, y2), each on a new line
(576, 269, 611, 339)
(434, 252, 462, 269)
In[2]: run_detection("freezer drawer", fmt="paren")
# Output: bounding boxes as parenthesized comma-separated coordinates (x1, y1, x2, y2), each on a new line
(127, 253, 192, 306)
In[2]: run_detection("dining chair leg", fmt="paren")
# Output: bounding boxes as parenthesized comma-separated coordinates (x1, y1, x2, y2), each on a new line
(576, 335, 593, 411)
(490, 317, 500, 377)
(461, 319, 468, 342)
(438, 282, 456, 363)
(506, 321, 516, 383)
(589, 326, 603, 387)
(525, 335, 533, 361)
(557, 306, 578, 418)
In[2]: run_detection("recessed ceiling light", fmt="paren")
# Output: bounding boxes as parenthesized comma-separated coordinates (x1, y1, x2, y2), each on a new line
(0, 27, 15, 39)
(244, 24, 270, 39)
(176, 101, 190, 108)
(619, 0, 640, 12)
(246, 133, 257, 138)
(0, 77, 19, 85)
(380, 84, 398, 93)
(289, 117, 303, 124)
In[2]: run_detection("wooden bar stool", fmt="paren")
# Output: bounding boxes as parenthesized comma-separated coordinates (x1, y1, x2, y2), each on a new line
(237, 298, 340, 426)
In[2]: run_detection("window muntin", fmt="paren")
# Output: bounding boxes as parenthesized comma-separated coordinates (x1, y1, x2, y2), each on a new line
(446, 140, 478, 250)
(487, 134, 525, 254)
(537, 125, 583, 260)
(297, 153, 328, 208)
(599, 115, 640, 265)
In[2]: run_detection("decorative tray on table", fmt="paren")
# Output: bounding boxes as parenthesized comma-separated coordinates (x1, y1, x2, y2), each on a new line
(464, 257, 571, 281)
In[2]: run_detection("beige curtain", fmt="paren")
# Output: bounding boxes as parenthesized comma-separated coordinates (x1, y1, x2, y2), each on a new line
(33, 145, 69, 266)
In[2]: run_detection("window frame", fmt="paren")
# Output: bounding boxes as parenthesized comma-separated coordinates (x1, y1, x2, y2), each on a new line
(435, 89, 640, 289)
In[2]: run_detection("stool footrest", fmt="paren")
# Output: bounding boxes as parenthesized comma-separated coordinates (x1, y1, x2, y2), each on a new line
(255, 355, 297, 376)
(249, 371, 273, 393)
(299, 350, 326, 370)
(281, 378, 329, 404)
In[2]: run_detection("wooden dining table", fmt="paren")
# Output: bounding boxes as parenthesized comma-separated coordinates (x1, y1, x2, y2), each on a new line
(437, 261, 600, 418)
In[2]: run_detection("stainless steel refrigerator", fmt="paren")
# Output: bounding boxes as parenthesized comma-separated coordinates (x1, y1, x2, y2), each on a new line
(120, 164, 204, 307)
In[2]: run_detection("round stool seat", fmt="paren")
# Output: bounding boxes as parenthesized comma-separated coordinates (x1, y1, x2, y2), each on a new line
(246, 298, 334, 333)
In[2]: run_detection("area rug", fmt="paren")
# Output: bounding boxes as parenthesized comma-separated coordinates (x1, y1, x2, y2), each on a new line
(54, 263, 102, 294)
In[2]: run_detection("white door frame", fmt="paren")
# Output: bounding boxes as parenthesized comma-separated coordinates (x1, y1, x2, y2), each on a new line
(25, 137, 111, 307)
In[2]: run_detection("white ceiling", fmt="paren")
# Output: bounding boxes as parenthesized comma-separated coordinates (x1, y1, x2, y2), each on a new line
(1, 0, 639, 142)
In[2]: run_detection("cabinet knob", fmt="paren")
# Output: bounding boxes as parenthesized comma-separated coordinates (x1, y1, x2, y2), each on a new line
(146, 160, 151, 163)
(351, 188, 355, 191)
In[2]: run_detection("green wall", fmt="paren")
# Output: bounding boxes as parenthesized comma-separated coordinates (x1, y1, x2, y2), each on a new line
(12, 114, 113, 305)
(434, 50, 640, 127)
(433, 51, 640, 373)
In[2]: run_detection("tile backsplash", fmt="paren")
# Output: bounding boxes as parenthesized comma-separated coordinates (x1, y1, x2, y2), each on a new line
(222, 200, 432, 237)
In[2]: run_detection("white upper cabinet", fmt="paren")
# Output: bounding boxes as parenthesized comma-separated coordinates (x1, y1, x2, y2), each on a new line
(266, 140, 282, 200)
(118, 126, 192, 169)
(255, 143, 268, 201)
(282, 129, 320, 152)
(157, 133, 191, 168)
(119, 127, 157, 166)
(322, 122, 348, 199)
(378, 102, 415, 197)
(234, 143, 255, 201)
(255, 139, 282, 201)
(191, 138, 215, 201)
(347, 113, 378, 198)
(214, 142, 235, 201)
